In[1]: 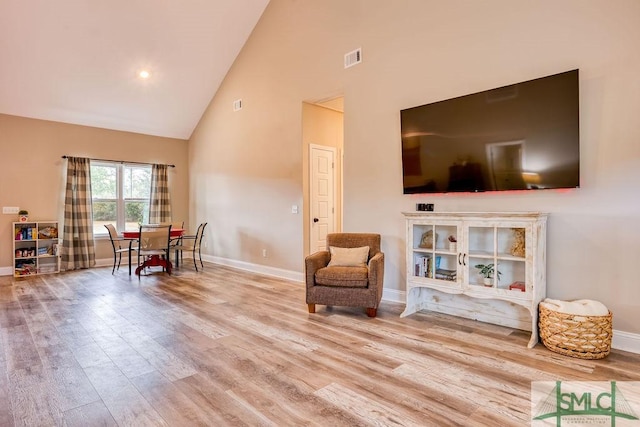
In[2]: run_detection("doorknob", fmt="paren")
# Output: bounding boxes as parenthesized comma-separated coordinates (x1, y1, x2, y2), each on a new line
(313, 218, 319, 223)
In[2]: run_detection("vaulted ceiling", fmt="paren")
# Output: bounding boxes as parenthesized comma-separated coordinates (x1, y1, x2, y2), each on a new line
(0, 0, 270, 139)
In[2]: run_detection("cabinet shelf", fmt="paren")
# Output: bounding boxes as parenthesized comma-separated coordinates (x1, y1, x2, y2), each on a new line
(469, 250, 525, 261)
(13, 221, 61, 277)
(412, 248, 458, 255)
(401, 212, 547, 348)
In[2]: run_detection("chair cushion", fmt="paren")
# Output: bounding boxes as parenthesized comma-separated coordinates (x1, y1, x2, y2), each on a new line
(315, 266, 369, 288)
(327, 246, 369, 267)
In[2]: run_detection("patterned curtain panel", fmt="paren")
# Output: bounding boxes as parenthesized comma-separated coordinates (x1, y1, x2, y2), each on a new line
(61, 157, 96, 270)
(149, 164, 172, 224)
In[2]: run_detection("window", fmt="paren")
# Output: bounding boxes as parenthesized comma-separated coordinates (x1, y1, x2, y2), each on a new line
(91, 162, 152, 235)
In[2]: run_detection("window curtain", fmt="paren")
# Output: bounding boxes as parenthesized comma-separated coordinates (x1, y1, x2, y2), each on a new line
(149, 164, 171, 224)
(61, 157, 96, 270)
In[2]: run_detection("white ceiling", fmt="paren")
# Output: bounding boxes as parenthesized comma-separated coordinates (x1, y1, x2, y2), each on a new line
(0, 0, 270, 139)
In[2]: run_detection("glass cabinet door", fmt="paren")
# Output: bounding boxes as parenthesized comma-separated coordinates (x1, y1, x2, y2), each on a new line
(466, 224, 528, 293)
(410, 221, 459, 284)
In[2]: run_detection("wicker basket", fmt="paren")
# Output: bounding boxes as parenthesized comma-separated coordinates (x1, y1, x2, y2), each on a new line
(539, 303, 612, 359)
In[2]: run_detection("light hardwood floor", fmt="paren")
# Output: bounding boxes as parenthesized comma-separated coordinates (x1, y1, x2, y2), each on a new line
(1, 263, 639, 426)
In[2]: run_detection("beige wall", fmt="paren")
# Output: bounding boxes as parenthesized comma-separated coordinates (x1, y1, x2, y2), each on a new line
(302, 102, 343, 256)
(0, 114, 189, 268)
(192, 0, 640, 333)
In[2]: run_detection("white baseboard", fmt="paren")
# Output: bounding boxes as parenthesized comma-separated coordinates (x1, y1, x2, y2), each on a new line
(1, 258, 138, 275)
(611, 330, 640, 354)
(382, 287, 404, 304)
(206, 255, 304, 283)
(381, 288, 640, 354)
(3, 258, 639, 354)
(92, 255, 305, 283)
(95, 258, 112, 268)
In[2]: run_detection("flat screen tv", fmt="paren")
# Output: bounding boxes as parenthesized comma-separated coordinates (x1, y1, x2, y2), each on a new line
(400, 69, 580, 194)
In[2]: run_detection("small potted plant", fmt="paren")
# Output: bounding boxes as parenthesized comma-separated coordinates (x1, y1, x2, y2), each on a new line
(18, 210, 29, 222)
(475, 263, 501, 287)
(447, 235, 457, 252)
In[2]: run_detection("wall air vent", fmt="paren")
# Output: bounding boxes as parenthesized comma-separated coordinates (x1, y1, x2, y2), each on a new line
(233, 99, 242, 111)
(344, 48, 362, 69)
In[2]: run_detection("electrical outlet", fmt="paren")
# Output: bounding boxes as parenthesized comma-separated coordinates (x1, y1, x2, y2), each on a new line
(291, 205, 298, 214)
(262, 249, 267, 257)
(2, 207, 20, 214)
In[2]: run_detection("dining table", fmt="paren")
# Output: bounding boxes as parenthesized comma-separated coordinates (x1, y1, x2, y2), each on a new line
(122, 228, 184, 275)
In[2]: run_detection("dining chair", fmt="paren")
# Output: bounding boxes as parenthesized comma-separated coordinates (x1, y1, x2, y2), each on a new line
(159, 221, 184, 229)
(158, 221, 184, 230)
(165, 220, 185, 257)
(137, 224, 172, 274)
(104, 224, 138, 275)
(173, 222, 207, 271)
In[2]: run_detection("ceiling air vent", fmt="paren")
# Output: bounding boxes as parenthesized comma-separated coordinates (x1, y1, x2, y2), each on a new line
(344, 48, 362, 69)
(233, 99, 242, 111)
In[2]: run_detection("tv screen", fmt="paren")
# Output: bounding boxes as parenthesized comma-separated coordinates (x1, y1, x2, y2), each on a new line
(400, 69, 580, 194)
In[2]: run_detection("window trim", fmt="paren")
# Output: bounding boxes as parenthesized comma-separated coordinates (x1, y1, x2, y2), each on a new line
(91, 161, 151, 236)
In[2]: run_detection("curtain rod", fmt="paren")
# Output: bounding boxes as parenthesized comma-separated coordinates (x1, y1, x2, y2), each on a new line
(61, 155, 175, 168)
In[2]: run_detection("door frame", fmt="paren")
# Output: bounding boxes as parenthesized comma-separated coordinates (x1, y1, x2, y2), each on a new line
(486, 139, 526, 190)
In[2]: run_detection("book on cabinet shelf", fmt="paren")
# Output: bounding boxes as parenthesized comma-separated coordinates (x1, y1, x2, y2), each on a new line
(435, 268, 457, 281)
(414, 255, 443, 278)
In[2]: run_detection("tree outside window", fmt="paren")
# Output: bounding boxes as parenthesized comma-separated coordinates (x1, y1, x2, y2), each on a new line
(91, 162, 151, 235)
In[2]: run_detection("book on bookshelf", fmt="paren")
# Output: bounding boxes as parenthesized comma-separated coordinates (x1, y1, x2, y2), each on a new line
(509, 281, 526, 292)
(414, 256, 447, 279)
(435, 268, 457, 281)
(415, 255, 432, 278)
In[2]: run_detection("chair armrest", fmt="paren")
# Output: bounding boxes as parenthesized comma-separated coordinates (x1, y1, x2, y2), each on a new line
(117, 238, 138, 251)
(368, 252, 385, 295)
(305, 251, 330, 288)
(127, 239, 139, 251)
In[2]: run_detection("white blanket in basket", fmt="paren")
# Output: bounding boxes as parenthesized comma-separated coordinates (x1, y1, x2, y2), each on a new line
(540, 298, 609, 316)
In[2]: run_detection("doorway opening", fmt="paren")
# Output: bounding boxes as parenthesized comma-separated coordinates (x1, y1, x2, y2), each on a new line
(486, 140, 526, 190)
(302, 96, 344, 256)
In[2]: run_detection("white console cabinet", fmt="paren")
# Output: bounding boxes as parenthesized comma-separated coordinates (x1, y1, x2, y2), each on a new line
(401, 212, 547, 348)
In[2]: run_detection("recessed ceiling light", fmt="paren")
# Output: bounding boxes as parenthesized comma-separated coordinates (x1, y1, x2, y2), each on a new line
(138, 70, 150, 79)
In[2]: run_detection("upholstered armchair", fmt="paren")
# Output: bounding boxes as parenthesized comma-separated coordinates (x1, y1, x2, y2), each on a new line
(305, 233, 384, 317)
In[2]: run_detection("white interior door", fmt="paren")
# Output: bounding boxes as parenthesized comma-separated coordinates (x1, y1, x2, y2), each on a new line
(310, 145, 336, 253)
(486, 140, 525, 190)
